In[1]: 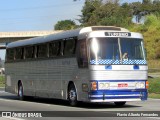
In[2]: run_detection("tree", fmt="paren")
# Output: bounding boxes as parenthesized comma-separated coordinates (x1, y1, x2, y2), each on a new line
(54, 20, 77, 30)
(79, 0, 102, 26)
(130, 14, 160, 59)
(79, 0, 133, 27)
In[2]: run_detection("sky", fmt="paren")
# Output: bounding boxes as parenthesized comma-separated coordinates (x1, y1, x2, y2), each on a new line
(0, 0, 141, 60)
(0, 0, 85, 32)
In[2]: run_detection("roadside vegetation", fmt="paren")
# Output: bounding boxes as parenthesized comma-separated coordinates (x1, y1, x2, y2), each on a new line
(148, 60, 160, 73)
(130, 14, 160, 60)
(0, 76, 5, 87)
(148, 77, 160, 99)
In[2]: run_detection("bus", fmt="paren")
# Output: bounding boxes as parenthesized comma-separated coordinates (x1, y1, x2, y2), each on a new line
(5, 26, 148, 106)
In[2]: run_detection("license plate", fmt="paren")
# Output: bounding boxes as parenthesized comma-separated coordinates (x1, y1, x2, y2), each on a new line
(118, 83, 128, 88)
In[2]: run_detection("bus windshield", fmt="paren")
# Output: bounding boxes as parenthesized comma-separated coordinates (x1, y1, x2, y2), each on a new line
(90, 37, 145, 64)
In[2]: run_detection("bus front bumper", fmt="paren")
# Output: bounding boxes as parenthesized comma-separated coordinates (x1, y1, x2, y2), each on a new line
(88, 90, 148, 102)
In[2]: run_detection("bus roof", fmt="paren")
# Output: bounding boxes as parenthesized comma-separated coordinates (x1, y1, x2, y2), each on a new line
(7, 26, 134, 48)
(7, 28, 81, 49)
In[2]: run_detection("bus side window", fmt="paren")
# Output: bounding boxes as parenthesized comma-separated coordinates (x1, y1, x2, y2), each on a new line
(49, 41, 61, 57)
(25, 46, 34, 59)
(64, 38, 77, 56)
(6, 48, 15, 61)
(77, 40, 88, 68)
(15, 47, 24, 60)
(37, 44, 48, 58)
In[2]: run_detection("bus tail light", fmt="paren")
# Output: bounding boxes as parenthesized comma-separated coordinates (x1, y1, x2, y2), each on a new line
(146, 81, 149, 89)
(91, 82, 97, 90)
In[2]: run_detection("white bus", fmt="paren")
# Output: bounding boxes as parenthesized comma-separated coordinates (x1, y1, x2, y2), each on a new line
(5, 26, 148, 106)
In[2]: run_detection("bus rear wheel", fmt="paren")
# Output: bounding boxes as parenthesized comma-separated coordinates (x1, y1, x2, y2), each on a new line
(68, 84, 77, 106)
(114, 102, 126, 106)
(18, 83, 24, 100)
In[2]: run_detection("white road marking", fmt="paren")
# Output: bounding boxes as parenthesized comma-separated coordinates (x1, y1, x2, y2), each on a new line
(0, 91, 5, 93)
(2, 117, 25, 120)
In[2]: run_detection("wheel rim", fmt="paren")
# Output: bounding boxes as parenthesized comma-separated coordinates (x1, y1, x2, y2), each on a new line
(69, 89, 76, 101)
(19, 85, 23, 97)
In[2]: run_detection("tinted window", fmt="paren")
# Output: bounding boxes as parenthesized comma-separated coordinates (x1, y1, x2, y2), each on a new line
(37, 44, 48, 58)
(64, 38, 77, 56)
(15, 47, 24, 60)
(49, 41, 61, 57)
(6, 48, 15, 61)
(25, 46, 35, 59)
(77, 40, 88, 68)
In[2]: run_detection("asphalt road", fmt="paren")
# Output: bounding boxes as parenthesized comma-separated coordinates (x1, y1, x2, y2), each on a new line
(0, 90, 159, 120)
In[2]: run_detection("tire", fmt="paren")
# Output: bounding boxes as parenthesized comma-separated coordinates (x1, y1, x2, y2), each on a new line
(68, 84, 78, 106)
(114, 102, 126, 106)
(18, 83, 24, 100)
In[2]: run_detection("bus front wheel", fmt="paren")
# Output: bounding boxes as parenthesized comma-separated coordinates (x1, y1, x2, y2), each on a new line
(68, 84, 77, 106)
(114, 102, 126, 106)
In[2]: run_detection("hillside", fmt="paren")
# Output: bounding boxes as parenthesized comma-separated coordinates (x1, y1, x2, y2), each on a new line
(130, 15, 160, 59)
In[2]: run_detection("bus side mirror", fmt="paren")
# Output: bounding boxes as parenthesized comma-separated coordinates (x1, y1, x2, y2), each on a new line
(145, 48, 147, 58)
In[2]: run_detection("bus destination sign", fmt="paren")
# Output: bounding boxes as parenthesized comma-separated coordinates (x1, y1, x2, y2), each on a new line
(105, 32, 131, 37)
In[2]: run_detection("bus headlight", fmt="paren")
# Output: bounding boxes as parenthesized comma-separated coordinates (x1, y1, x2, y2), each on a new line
(98, 82, 110, 90)
(135, 82, 145, 89)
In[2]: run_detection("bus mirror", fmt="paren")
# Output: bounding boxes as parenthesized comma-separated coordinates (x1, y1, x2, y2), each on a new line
(145, 48, 147, 58)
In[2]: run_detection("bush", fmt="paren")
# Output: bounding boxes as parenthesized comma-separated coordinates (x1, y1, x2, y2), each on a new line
(148, 78, 160, 94)
(0, 76, 5, 87)
(130, 14, 160, 60)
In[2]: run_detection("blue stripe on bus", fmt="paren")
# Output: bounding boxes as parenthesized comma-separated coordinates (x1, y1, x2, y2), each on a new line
(89, 90, 148, 100)
(90, 90, 147, 95)
(90, 96, 141, 99)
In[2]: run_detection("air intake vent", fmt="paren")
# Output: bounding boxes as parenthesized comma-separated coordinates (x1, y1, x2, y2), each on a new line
(92, 27, 121, 31)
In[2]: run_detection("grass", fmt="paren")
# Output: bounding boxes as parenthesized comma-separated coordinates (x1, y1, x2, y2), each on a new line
(148, 60, 160, 73)
(147, 60, 160, 99)
(0, 75, 5, 87)
(148, 77, 160, 99)
(148, 93, 160, 99)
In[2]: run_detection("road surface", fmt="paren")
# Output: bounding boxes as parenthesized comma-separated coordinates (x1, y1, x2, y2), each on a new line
(0, 90, 159, 120)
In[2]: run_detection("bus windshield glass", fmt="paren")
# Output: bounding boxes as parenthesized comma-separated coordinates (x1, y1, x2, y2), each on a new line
(90, 37, 145, 64)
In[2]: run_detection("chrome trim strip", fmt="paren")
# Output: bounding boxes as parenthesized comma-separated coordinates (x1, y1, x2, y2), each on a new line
(90, 99, 141, 102)
(90, 94, 141, 97)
